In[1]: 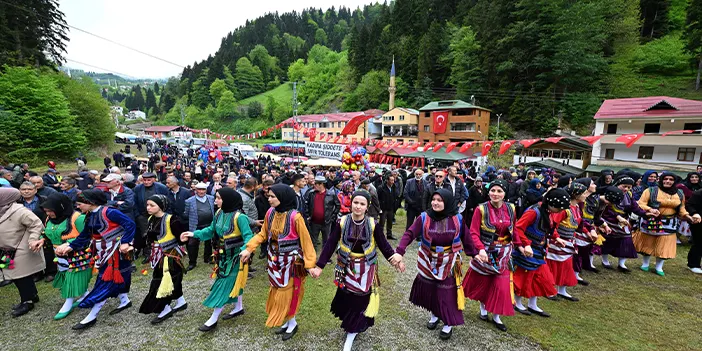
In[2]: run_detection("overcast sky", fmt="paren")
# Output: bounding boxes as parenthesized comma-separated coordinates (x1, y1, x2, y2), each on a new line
(59, 0, 374, 79)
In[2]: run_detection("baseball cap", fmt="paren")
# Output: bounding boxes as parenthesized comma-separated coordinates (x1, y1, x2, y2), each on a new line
(142, 172, 156, 178)
(103, 173, 122, 182)
(89, 170, 99, 175)
(314, 175, 326, 183)
(195, 182, 208, 189)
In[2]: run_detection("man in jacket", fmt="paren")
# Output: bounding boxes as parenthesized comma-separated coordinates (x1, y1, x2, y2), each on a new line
(183, 183, 215, 270)
(133, 172, 169, 259)
(378, 175, 399, 240)
(166, 176, 192, 223)
(255, 179, 274, 259)
(237, 178, 260, 231)
(305, 175, 340, 248)
(423, 170, 451, 210)
(104, 173, 135, 220)
(17, 181, 53, 283)
(42, 168, 60, 190)
(404, 169, 426, 229)
(360, 178, 380, 221)
(446, 166, 468, 209)
(206, 173, 225, 196)
(29, 176, 56, 198)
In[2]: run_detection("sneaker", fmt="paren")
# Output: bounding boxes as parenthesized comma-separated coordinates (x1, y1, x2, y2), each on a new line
(688, 267, 702, 274)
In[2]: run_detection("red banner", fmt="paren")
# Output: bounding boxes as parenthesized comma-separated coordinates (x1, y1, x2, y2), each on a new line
(580, 135, 603, 145)
(459, 141, 475, 153)
(615, 134, 644, 148)
(481, 141, 494, 156)
(432, 142, 445, 152)
(498, 140, 515, 155)
(445, 142, 459, 153)
(424, 142, 434, 150)
(544, 137, 563, 144)
(432, 111, 449, 134)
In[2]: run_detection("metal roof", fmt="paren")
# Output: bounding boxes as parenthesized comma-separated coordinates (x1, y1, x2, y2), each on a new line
(594, 96, 702, 120)
(418, 100, 491, 112)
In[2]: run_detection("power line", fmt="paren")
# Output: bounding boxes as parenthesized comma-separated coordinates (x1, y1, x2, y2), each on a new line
(64, 59, 136, 79)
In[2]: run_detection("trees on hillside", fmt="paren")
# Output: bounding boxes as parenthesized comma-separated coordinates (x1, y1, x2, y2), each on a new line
(684, 0, 702, 90)
(234, 57, 265, 99)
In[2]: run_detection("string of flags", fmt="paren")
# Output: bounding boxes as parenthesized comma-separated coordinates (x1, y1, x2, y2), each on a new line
(183, 123, 702, 157)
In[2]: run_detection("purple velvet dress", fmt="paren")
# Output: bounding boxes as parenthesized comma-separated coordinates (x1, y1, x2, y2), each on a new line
(396, 214, 475, 326)
(317, 219, 395, 333)
(600, 192, 647, 258)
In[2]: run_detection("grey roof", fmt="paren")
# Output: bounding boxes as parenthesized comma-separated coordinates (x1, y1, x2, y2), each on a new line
(418, 100, 491, 112)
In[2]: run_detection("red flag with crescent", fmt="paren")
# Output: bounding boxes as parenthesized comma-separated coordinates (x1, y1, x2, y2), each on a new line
(520, 139, 541, 148)
(580, 135, 603, 145)
(411, 142, 421, 150)
(432, 142, 445, 152)
(662, 130, 695, 136)
(424, 142, 434, 151)
(432, 111, 449, 134)
(544, 137, 563, 144)
(361, 138, 370, 146)
(615, 134, 644, 148)
(445, 142, 459, 153)
(481, 141, 494, 156)
(375, 140, 386, 148)
(498, 140, 515, 155)
(459, 141, 475, 153)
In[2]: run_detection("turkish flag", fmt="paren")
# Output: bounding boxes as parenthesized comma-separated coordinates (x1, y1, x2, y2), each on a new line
(333, 136, 340, 143)
(498, 140, 515, 155)
(520, 139, 541, 148)
(481, 141, 494, 156)
(424, 142, 434, 151)
(432, 111, 449, 134)
(445, 142, 459, 153)
(375, 140, 386, 148)
(662, 130, 695, 136)
(309, 132, 316, 141)
(459, 141, 475, 153)
(544, 137, 563, 144)
(615, 134, 644, 148)
(432, 142, 445, 152)
(361, 138, 370, 146)
(580, 135, 603, 145)
(411, 142, 421, 151)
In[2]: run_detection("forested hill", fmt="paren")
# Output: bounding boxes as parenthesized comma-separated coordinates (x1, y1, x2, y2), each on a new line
(154, 0, 702, 137)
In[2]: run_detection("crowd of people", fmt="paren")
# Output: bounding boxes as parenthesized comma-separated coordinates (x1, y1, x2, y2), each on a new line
(2, 145, 702, 350)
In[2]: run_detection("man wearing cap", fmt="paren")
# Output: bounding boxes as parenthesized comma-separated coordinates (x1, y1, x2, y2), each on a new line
(78, 170, 99, 191)
(166, 176, 191, 223)
(305, 175, 340, 248)
(43, 168, 60, 190)
(133, 172, 169, 259)
(104, 173, 135, 221)
(183, 182, 215, 270)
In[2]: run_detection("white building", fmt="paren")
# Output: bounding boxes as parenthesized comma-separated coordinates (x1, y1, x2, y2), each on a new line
(127, 110, 146, 120)
(591, 96, 702, 171)
(111, 106, 124, 115)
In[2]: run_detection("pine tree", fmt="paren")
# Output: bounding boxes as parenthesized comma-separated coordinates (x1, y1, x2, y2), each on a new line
(154, 81, 160, 94)
(684, 0, 702, 90)
(234, 57, 265, 99)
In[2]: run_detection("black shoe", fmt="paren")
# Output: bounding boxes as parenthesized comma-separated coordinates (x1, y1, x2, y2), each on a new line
(583, 266, 600, 273)
(557, 294, 579, 302)
(439, 328, 453, 340)
(282, 325, 298, 341)
(527, 307, 551, 318)
(546, 295, 559, 301)
(198, 322, 217, 332)
(11, 302, 33, 317)
(478, 313, 488, 321)
(222, 309, 245, 320)
(109, 301, 132, 315)
(173, 303, 188, 313)
(514, 306, 532, 315)
(150, 310, 174, 324)
(186, 264, 196, 272)
(12, 295, 39, 310)
(274, 327, 287, 335)
(72, 318, 97, 330)
(44, 275, 55, 283)
(248, 267, 257, 273)
(387, 236, 396, 240)
(602, 264, 614, 270)
(493, 320, 507, 332)
(617, 266, 631, 273)
(0, 280, 12, 288)
(427, 319, 440, 330)
(577, 279, 590, 286)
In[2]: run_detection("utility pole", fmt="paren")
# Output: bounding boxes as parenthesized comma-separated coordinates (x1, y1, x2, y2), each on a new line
(496, 113, 502, 141)
(292, 81, 301, 164)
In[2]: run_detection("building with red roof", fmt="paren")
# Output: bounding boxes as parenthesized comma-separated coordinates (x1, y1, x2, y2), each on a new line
(144, 125, 187, 139)
(281, 110, 384, 143)
(591, 96, 702, 170)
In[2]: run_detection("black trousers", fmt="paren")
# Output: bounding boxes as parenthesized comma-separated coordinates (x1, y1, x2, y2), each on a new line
(42, 245, 57, 275)
(134, 216, 149, 252)
(406, 207, 421, 230)
(309, 222, 331, 248)
(187, 237, 213, 265)
(14, 276, 38, 302)
(379, 210, 395, 238)
(688, 223, 702, 268)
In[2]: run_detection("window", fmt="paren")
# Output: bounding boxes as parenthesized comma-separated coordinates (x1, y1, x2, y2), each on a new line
(683, 123, 702, 134)
(638, 146, 654, 159)
(424, 125, 430, 132)
(318, 122, 329, 128)
(606, 124, 617, 134)
(604, 149, 615, 159)
(397, 139, 404, 143)
(450, 123, 476, 132)
(677, 148, 696, 162)
(399, 115, 405, 121)
(336, 132, 341, 136)
(643, 123, 660, 133)
(424, 112, 430, 117)
(383, 116, 395, 121)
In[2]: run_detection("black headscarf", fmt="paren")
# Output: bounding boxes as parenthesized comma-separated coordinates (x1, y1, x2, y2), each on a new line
(557, 174, 574, 188)
(489, 179, 509, 193)
(426, 188, 457, 221)
(614, 175, 635, 186)
(270, 184, 297, 213)
(683, 172, 701, 192)
(657, 172, 680, 195)
(565, 182, 587, 199)
(148, 194, 169, 212)
(41, 193, 74, 225)
(575, 177, 593, 189)
(352, 190, 371, 205)
(543, 188, 570, 210)
(604, 186, 624, 204)
(77, 189, 107, 206)
(217, 187, 242, 213)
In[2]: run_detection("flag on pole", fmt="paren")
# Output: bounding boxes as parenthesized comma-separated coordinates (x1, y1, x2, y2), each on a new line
(498, 140, 515, 155)
(615, 134, 644, 148)
(481, 141, 494, 156)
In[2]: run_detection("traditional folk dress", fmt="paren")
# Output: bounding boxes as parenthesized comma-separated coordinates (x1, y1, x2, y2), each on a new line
(192, 210, 253, 308)
(396, 212, 475, 326)
(69, 206, 136, 307)
(512, 204, 558, 298)
(633, 187, 689, 259)
(547, 205, 589, 287)
(316, 215, 395, 333)
(462, 202, 519, 316)
(44, 212, 92, 299)
(245, 208, 316, 327)
(600, 191, 646, 259)
(139, 214, 187, 314)
(573, 194, 602, 273)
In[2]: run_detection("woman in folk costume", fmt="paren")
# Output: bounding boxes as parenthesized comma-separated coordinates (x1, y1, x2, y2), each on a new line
(310, 191, 398, 351)
(338, 180, 355, 215)
(546, 182, 594, 302)
(240, 184, 317, 341)
(462, 179, 520, 332)
(139, 195, 188, 324)
(633, 172, 697, 276)
(599, 180, 647, 273)
(55, 189, 136, 330)
(677, 172, 701, 240)
(572, 178, 603, 285)
(36, 193, 91, 320)
(181, 188, 253, 332)
(392, 189, 476, 340)
(512, 189, 570, 317)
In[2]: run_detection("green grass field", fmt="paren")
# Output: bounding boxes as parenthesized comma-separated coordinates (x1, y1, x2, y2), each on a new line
(237, 83, 293, 109)
(1, 212, 700, 350)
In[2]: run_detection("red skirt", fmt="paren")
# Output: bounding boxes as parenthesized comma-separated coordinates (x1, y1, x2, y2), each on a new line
(513, 265, 556, 298)
(462, 267, 514, 316)
(547, 257, 577, 287)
